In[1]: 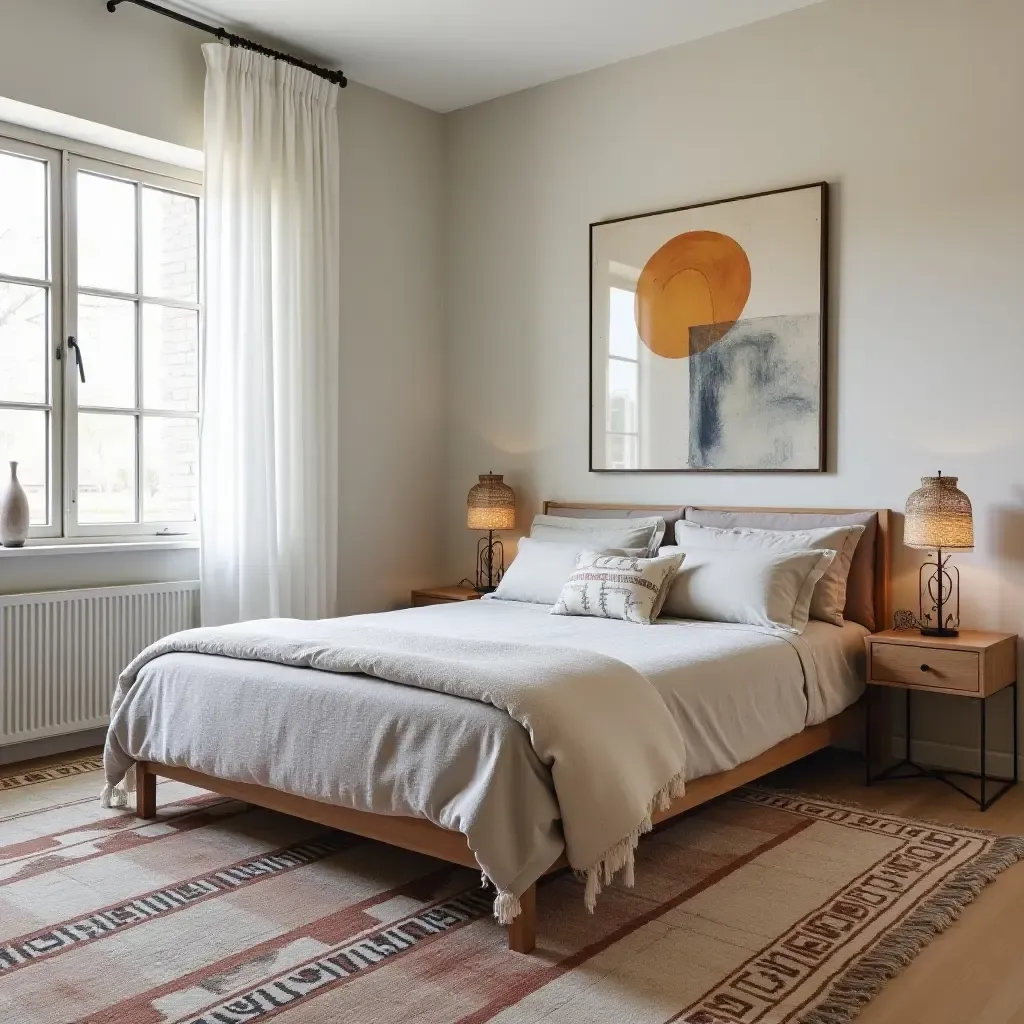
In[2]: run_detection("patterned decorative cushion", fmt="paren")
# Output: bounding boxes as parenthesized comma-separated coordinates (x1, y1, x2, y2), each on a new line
(551, 550, 685, 625)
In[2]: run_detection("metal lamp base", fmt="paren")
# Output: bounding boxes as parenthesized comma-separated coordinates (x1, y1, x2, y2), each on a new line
(475, 532, 505, 592)
(918, 549, 961, 636)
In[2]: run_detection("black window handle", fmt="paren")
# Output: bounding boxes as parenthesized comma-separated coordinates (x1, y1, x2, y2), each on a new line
(67, 336, 86, 384)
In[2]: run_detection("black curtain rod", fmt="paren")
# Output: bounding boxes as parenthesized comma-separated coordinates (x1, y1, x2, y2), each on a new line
(105, 0, 348, 88)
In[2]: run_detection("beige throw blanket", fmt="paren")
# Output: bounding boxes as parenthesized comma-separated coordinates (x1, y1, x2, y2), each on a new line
(102, 619, 688, 921)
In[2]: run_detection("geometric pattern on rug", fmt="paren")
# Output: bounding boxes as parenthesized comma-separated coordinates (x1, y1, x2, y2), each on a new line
(0, 831, 358, 975)
(0, 755, 104, 792)
(1, 759, 1021, 1024)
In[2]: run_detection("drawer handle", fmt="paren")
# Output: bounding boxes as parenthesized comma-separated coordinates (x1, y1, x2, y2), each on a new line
(920, 664, 930, 672)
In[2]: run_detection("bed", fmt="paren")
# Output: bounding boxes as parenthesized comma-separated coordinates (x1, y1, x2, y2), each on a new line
(105, 503, 891, 954)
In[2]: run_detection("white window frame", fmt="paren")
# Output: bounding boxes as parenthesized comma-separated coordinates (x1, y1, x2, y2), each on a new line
(0, 125, 202, 544)
(0, 136, 64, 538)
(65, 155, 203, 538)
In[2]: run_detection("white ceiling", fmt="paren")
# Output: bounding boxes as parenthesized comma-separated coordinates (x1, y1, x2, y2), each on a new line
(166, 0, 825, 112)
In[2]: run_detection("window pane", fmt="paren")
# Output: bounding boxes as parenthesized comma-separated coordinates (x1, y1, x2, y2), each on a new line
(142, 188, 198, 302)
(77, 294, 136, 408)
(0, 151, 46, 280)
(0, 283, 47, 404)
(605, 433, 638, 471)
(78, 172, 136, 293)
(0, 409, 47, 524)
(607, 358, 638, 433)
(609, 287, 638, 359)
(78, 413, 136, 523)
(142, 303, 198, 411)
(143, 417, 198, 523)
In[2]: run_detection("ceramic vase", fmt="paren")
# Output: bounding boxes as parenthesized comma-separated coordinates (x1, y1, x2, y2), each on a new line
(0, 461, 30, 547)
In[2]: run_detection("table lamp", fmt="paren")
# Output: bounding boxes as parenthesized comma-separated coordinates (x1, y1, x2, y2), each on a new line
(467, 473, 515, 592)
(904, 471, 974, 637)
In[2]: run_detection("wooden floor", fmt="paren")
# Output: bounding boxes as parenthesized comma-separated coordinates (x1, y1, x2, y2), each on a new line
(6, 746, 1024, 1021)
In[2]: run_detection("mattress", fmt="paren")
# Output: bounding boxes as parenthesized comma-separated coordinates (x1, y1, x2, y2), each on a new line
(109, 600, 867, 889)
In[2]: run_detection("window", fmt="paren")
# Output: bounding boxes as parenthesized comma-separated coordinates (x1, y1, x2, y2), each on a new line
(606, 285, 640, 470)
(0, 134, 201, 541)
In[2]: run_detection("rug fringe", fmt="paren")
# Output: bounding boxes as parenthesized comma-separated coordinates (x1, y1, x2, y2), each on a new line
(742, 782, 1024, 1023)
(786, 818, 1024, 1022)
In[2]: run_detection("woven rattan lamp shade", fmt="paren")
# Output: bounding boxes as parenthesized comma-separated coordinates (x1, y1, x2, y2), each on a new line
(467, 474, 516, 531)
(904, 474, 974, 550)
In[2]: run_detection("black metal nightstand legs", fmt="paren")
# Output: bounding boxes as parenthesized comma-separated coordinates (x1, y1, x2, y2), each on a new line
(865, 681, 1018, 811)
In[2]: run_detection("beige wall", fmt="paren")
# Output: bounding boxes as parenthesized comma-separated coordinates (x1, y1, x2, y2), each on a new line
(0, 0, 447, 611)
(444, 0, 1024, 767)
(0, 0, 207, 149)
(337, 83, 447, 612)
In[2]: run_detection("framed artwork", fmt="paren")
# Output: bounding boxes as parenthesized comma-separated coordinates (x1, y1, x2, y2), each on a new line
(589, 182, 828, 472)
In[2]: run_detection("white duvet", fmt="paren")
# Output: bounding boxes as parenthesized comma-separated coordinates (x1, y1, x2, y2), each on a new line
(103, 599, 866, 915)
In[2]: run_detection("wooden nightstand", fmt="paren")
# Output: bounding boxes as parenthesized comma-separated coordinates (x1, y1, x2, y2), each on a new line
(864, 629, 1018, 809)
(410, 585, 483, 608)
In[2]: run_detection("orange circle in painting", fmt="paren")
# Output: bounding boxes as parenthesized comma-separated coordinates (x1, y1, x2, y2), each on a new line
(635, 231, 751, 359)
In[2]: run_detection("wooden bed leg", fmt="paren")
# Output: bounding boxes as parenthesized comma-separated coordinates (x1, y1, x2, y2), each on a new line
(136, 762, 157, 819)
(507, 883, 536, 953)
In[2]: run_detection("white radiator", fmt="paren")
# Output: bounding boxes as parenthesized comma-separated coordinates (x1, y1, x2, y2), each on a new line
(0, 581, 200, 747)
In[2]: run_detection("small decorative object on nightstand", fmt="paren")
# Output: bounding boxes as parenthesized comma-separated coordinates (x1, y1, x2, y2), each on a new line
(466, 473, 516, 593)
(411, 585, 483, 608)
(904, 471, 973, 636)
(864, 629, 1018, 810)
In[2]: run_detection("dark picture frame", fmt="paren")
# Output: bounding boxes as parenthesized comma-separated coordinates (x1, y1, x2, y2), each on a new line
(589, 182, 829, 473)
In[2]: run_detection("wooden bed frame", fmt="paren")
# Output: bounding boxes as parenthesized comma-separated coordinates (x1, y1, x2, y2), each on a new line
(135, 503, 891, 954)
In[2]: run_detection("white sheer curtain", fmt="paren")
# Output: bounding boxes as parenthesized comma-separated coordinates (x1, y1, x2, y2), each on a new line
(200, 43, 340, 625)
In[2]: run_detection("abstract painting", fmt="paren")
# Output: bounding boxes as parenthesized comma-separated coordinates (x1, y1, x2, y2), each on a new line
(590, 183, 827, 472)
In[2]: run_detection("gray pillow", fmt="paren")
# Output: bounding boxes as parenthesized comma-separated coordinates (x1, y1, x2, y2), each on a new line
(530, 514, 666, 556)
(685, 508, 878, 630)
(544, 507, 685, 550)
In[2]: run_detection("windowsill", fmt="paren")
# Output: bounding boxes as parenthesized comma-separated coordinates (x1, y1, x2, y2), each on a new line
(0, 537, 199, 557)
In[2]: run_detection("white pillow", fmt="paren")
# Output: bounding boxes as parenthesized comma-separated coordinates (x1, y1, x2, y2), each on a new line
(673, 520, 865, 626)
(491, 537, 645, 606)
(530, 514, 666, 557)
(659, 546, 836, 633)
(552, 550, 685, 625)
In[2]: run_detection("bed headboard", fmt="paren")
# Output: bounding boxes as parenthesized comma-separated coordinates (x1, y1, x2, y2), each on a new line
(543, 501, 892, 632)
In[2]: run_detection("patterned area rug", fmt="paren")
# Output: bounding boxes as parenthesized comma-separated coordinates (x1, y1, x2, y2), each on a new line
(2, 756, 1022, 1024)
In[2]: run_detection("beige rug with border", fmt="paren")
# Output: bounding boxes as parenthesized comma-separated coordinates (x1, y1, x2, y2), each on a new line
(1, 755, 1022, 1024)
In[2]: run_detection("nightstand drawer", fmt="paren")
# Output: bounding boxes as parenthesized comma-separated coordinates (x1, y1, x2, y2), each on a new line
(871, 643, 980, 692)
